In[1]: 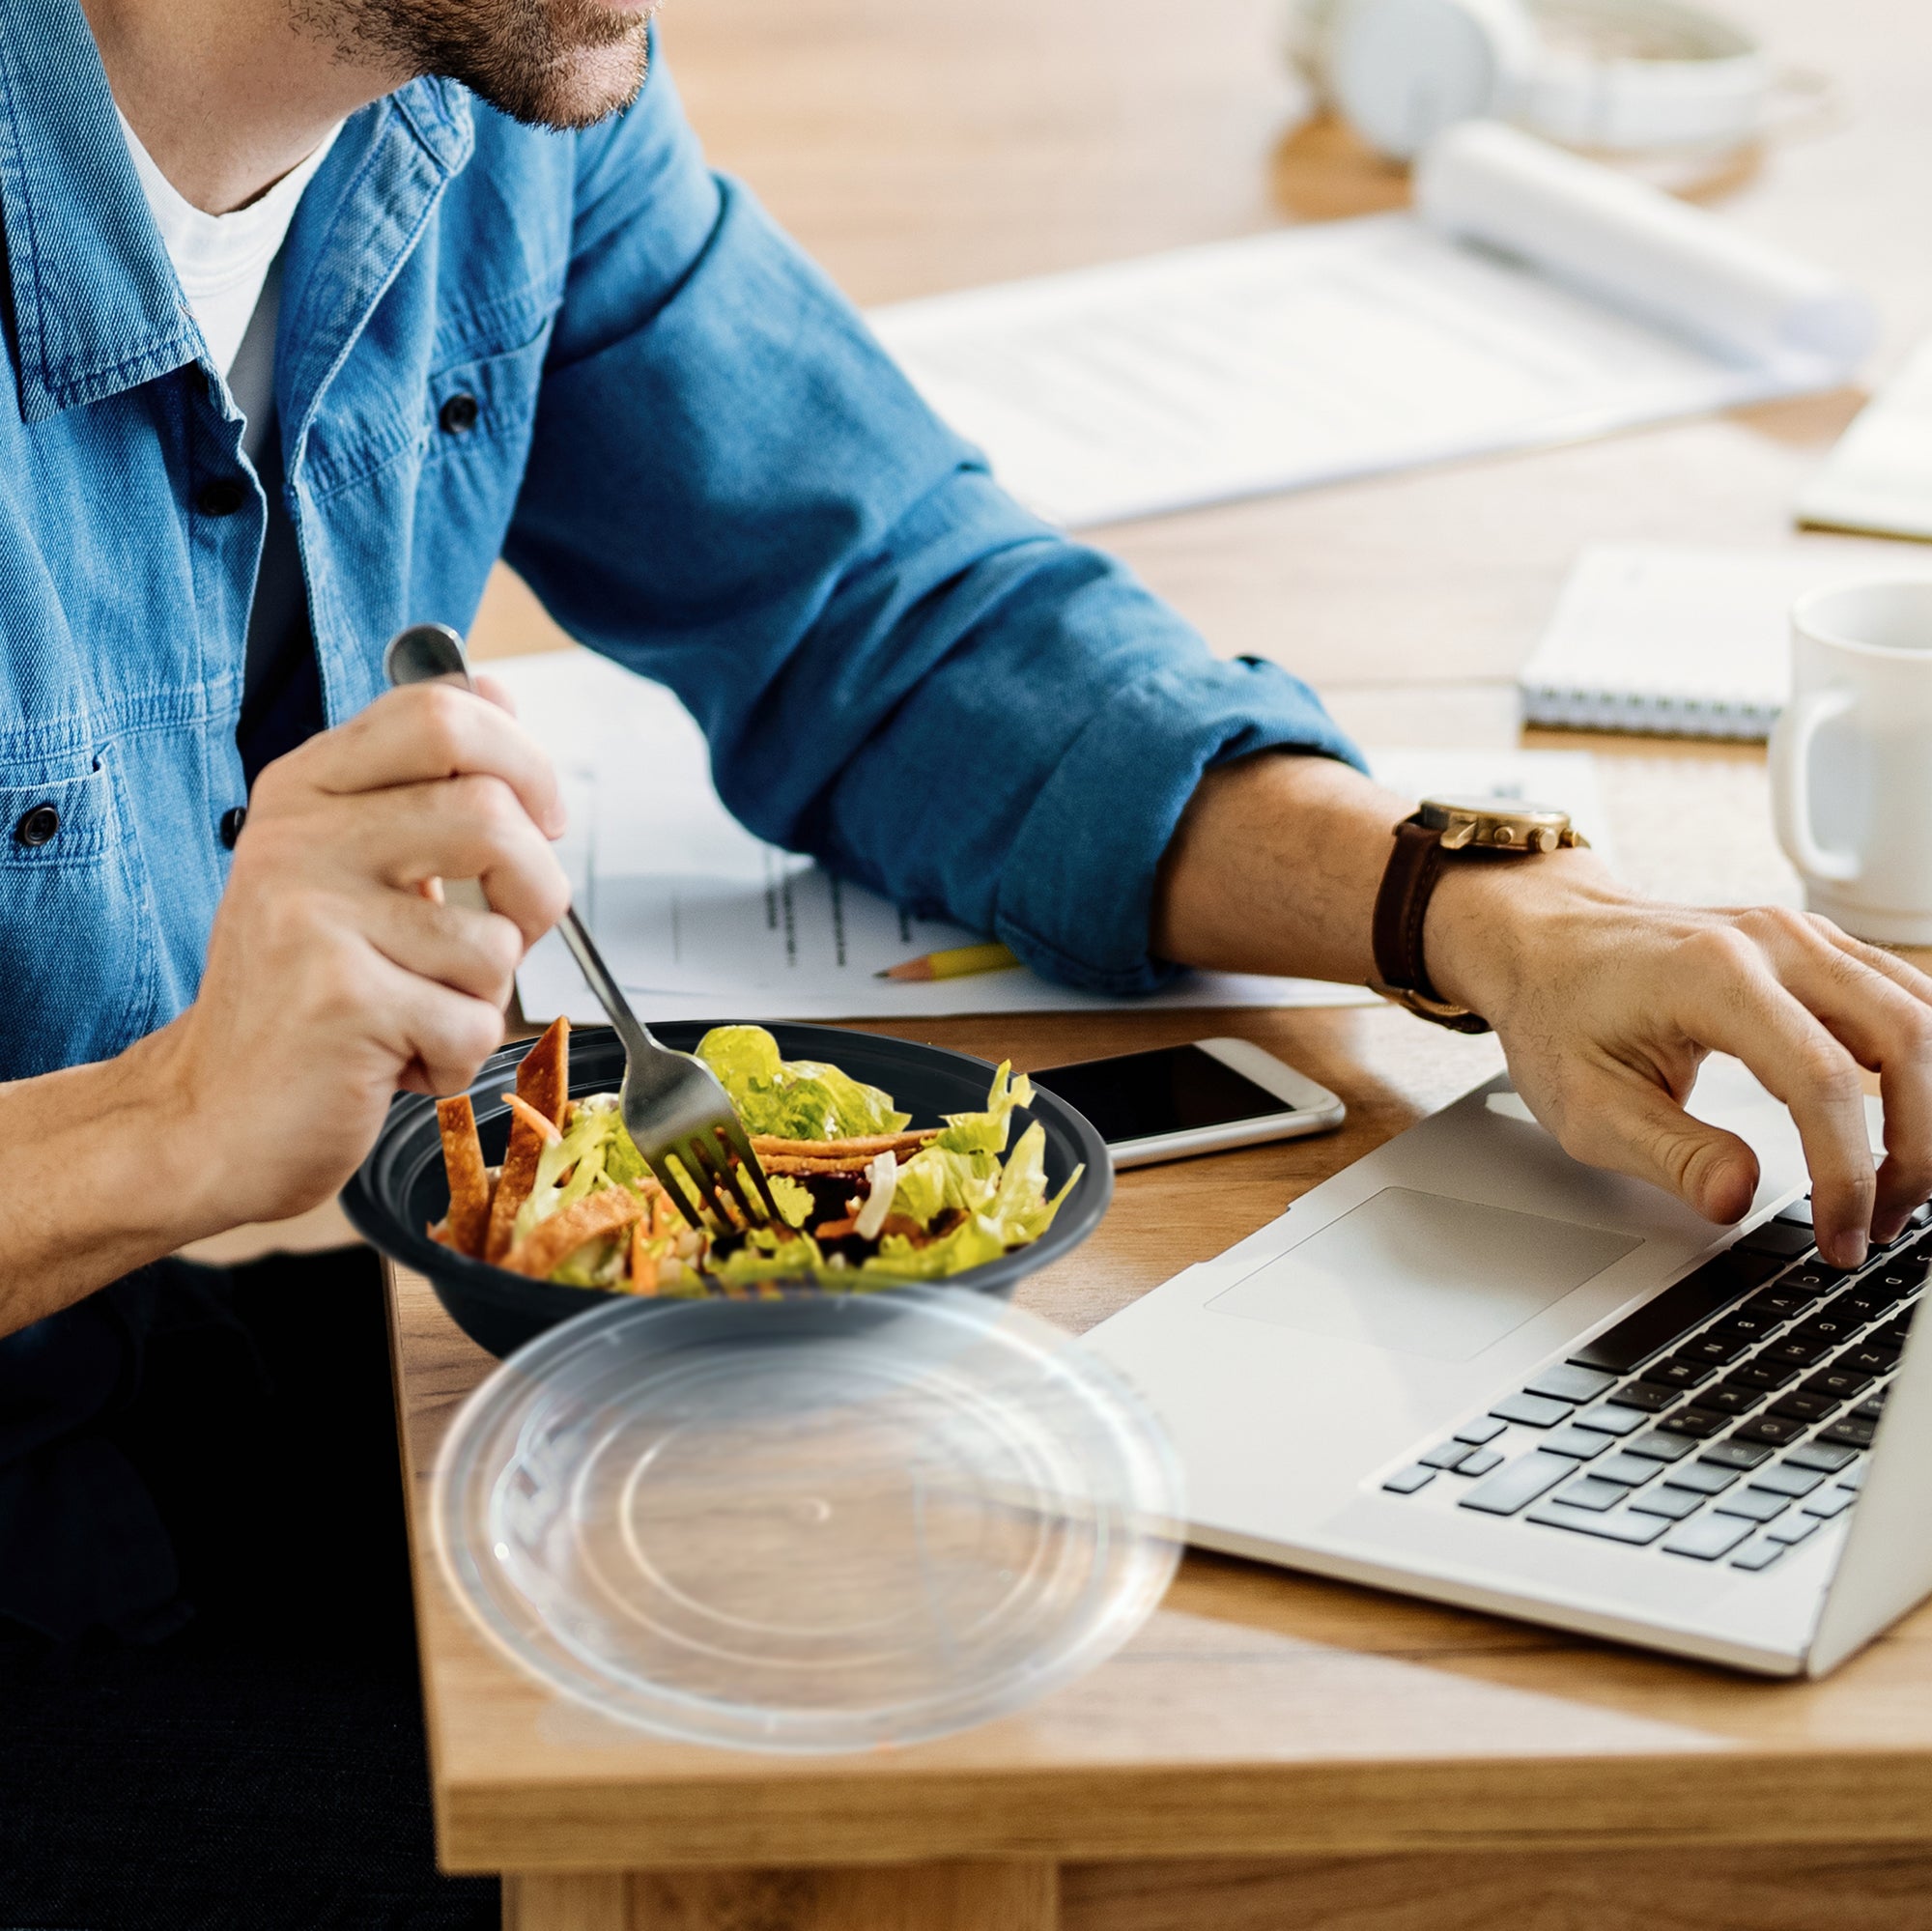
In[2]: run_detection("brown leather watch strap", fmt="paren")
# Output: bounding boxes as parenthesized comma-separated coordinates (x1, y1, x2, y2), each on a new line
(1374, 814, 1449, 1000)
(1372, 813, 1493, 1035)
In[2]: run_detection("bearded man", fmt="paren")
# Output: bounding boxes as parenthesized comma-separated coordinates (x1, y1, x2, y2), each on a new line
(2, 0, 1929, 1920)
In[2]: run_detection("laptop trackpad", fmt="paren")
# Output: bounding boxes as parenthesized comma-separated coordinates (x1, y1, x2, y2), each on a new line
(1206, 1187, 1642, 1363)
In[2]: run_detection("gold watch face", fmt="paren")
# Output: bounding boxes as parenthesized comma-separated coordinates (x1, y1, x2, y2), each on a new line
(1418, 794, 1580, 854)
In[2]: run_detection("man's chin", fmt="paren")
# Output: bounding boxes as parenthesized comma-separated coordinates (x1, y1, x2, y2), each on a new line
(497, 31, 650, 129)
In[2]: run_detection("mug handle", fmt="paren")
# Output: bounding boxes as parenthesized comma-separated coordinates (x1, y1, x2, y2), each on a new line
(1771, 686, 1862, 884)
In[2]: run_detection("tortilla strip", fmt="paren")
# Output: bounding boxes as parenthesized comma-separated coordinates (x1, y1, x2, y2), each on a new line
(485, 1016, 572, 1263)
(750, 1131, 938, 1160)
(501, 1181, 648, 1279)
(758, 1155, 875, 1178)
(435, 1095, 492, 1258)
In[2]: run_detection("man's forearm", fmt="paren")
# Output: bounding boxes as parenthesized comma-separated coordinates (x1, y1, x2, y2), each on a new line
(1152, 752, 1408, 984)
(0, 1024, 218, 1339)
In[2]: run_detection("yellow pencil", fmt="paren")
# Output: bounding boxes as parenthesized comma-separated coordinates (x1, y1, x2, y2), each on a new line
(877, 940, 1022, 982)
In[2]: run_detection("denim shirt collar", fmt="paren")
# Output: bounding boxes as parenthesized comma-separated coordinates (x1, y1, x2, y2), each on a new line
(0, 0, 473, 425)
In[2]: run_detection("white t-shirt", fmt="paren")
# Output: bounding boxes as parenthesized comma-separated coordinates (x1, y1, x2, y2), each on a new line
(116, 108, 339, 457)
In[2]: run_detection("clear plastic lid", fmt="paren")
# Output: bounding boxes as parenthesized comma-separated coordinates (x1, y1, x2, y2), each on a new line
(434, 1290, 1183, 1753)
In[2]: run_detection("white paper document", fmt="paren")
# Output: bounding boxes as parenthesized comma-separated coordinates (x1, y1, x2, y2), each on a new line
(491, 650, 1605, 1024)
(867, 122, 1872, 530)
(1798, 330, 1932, 542)
(1520, 542, 1932, 740)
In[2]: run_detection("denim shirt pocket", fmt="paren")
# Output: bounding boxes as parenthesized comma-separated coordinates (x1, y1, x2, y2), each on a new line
(421, 324, 554, 475)
(0, 748, 160, 1078)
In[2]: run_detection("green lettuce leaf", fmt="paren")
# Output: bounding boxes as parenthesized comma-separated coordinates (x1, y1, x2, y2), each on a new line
(705, 1226, 830, 1288)
(768, 1174, 816, 1230)
(697, 1025, 908, 1140)
(862, 1124, 1081, 1279)
(892, 1145, 1002, 1228)
(933, 1062, 1033, 1155)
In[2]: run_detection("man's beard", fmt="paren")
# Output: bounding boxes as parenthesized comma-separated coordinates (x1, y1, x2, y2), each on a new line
(298, 0, 652, 131)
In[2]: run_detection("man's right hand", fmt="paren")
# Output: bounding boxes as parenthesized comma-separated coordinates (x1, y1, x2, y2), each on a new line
(150, 679, 571, 1235)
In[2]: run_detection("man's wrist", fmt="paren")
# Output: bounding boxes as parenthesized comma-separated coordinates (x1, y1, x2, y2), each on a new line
(1422, 846, 1608, 1026)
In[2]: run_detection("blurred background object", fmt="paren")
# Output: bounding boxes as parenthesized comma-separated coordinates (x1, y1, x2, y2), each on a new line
(1285, 0, 1835, 173)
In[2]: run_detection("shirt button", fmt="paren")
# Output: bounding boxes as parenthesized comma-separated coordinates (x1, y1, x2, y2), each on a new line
(219, 805, 247, 849)
(14, 803, 59, 847)
(439, 392, 480, 435)
(197, 477, 246, 517)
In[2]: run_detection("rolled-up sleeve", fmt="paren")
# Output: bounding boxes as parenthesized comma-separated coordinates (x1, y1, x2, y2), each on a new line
(505, 58, 1362, 996)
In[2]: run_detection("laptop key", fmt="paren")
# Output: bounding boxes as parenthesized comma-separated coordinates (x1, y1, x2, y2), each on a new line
(1638, 1354, 1719, 1392)
(1663, 1514, 1755, 1561)
(1382, 1465, 1436, 1494)
(1760, 1333, 1834, 1370)
(1768, 1515, 1820, 1547)
(1712, 1308, 1785, 1344)
(1768, 1391, 1840, 1424)
(1454, 1416, 1508, 1446)
(1819, 1415, 1879, 1448)
(1700, 1384, 1767, 1417)
(1603, 1381, 1678, 1413)
(1852, 1392, 1889, 1421)
(1784, 1439, 1858, 1473)
(1421, 1442, 1475, 1469)
(1592, 1451, 1662, 1487)
(1566, 1253, 1780, 1376)
(1627, 1484, 1706, 1520)
(1734, 1414, 1808, 1447)
(1526, 1502, 1670, 1545)
(1803, 1364, 1875, 1402)
(1726, 1357, 1803, 1392)
(1748, 1462, 1826, 1498)
(1573, 1402, 1649, 1436)
(1540, 1425, 1615, 1460)
(1490, 1391, 1573, 1429)
(1804, 1488, 1856, 1519)
(1680, 1329, 1753, 1367)
(1457, 1447, 1504, 1476)
(1737, 1220, 1817, 1260)
(1836, 1342, 1900, 1378)
(1731, 1540, 1787, 1571)
(1671, 1459, 1741, 1494)
(1789, 1311, 1862, 1349)
(1742, 1285, 1822, 1321)
(1715, 1488, 1788, 1523)
(1460, 1451, 1576, 1516)
(1624, 1431, 1695, 1462)
(1524, 1363, 1617, 1405)
(1656, 1406, 1727, 1439)
(1557, 1476, 1628, 1512)
(1783, 1264, 1852, 1297)
(1838, 1461, 1868, 1490)
(1698, 1437, 1774, 1470)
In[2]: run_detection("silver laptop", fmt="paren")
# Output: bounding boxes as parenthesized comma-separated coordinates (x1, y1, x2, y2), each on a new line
(1083, 1056, 1932, 1676)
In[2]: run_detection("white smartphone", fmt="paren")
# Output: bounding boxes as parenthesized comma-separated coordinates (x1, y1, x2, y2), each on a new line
(1030, 1037, 1346, 1170)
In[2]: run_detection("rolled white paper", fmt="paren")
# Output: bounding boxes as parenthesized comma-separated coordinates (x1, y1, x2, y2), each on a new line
(1414, 120, 1876, 376)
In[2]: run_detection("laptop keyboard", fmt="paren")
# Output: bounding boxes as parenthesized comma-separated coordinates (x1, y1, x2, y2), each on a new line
(1382, 1198, 1932, 1574)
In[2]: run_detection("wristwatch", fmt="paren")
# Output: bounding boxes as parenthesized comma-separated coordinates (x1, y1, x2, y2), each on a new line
(1371, 795, 1589, 1034)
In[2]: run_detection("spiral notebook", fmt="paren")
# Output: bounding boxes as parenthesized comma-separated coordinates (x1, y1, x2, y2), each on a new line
(1519, 543, 1932, 741)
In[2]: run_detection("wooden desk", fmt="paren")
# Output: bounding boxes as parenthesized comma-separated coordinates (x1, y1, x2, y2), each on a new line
(390, 998, 1932, 1931)
(384, 1, 1932, 1924)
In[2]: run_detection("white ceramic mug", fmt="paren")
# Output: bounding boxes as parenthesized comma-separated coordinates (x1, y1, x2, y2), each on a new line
(1771, 577, 1932, 946)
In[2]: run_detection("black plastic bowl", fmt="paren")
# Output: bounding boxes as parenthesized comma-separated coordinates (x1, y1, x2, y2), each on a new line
(342, 1022, 1112, 1358)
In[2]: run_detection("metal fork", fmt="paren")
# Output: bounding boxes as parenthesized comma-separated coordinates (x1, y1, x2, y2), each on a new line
(384, 622, 781, 1234)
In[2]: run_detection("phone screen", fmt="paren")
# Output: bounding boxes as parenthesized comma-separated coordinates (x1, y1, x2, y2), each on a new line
(1031, 1044, 1292, 1148)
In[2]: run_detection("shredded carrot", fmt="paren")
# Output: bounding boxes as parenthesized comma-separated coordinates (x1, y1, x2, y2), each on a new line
(630, 1218, 659, 1294)
(499, 1092, 562, 1147)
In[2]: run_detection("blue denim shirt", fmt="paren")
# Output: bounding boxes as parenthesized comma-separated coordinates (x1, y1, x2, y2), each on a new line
(0, 0, 1359, 1092)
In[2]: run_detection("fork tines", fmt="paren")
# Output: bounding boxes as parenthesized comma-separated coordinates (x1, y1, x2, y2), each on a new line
(650, 1127, 782, 1235)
